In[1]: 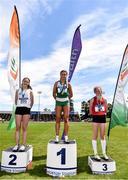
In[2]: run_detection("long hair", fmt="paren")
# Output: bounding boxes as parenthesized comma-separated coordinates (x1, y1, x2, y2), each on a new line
(22, 77, 32, 90)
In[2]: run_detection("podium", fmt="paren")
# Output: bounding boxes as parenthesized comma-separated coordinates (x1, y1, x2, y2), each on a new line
(46, 140, 77, 177)
(88, 155, 116, 174)
(1, 145, 33, 173)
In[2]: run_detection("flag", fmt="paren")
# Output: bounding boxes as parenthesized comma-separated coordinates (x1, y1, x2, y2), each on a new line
(7, 105, 16, 130)
(8, 6, 20, 129)
(61, 25, 82, 140)
(68, 24, 82, 82)
(108, 44, 128, 138)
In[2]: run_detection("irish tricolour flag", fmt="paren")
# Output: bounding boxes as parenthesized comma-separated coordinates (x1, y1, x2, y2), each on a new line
(108, 44, 128, 138)
(8, 6, 20, 129)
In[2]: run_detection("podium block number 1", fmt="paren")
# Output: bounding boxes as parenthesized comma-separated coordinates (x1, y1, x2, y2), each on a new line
(8, 154, 17, 165)
(57, 148, 66, 165)
(46, 140, 77, 177)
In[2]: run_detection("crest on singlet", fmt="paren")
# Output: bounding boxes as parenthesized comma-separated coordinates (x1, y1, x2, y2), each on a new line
(95, 104, 105, 112)
(19, 89, 29, 104)
(57, 81, 68, 95)
(17, 88, 32, 108)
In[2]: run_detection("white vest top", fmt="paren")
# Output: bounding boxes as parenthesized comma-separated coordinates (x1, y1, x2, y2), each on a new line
(16, 88, 32, 108)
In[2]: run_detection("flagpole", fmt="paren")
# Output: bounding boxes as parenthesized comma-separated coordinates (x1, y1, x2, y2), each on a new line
(14, 5, 21, 88)
(107, 44, 128, 139)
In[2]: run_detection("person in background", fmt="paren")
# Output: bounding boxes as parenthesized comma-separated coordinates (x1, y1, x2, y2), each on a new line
(53, 70, 73, 143)
(13, 77, 34, 152)
(89, 86, 108, 160)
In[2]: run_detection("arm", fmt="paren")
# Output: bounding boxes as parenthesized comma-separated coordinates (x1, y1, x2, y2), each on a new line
(30, 91, 34, 108)
(89, 98, 94, 115)
(53, 82, 57, 99)
(15, 90, 18, 105)
(68, 83, 73, 99)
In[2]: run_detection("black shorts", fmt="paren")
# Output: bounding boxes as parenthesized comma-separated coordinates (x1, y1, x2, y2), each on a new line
(92, 115, 106, 123)
(15, 107, 31, 115)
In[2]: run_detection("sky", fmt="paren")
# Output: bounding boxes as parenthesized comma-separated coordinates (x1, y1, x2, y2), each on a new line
(0, 0, 128, 113)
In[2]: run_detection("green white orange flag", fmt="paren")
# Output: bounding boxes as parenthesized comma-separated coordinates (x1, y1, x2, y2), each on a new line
(8, 6, 20, 130)
(108, 44, 128, 138)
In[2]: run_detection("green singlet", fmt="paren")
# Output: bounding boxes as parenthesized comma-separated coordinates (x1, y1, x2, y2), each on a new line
(56, 81, 69, 107)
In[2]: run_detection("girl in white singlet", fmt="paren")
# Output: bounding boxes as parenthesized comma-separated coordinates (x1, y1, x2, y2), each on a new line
(13, 77, 34, 152)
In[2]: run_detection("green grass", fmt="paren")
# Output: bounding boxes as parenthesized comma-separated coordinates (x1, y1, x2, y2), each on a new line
(0, 121, 128, 179)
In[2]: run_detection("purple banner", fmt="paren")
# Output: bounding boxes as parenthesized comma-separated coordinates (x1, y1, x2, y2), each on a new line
(68, 25, 82, 82)
(61, 25, 82, 140)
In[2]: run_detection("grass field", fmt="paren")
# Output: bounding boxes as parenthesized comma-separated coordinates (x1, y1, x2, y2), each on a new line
(0, 121, 128, 179)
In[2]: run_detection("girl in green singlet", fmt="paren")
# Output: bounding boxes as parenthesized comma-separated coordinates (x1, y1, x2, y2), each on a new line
(53, 70, 73, 142)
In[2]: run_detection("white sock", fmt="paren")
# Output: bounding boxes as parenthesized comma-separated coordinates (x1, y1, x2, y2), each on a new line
(101, 139, 106, 154)
(56, 135, 59, 141)
(65, 135, 68, 141)
(92, 140, 98, 155)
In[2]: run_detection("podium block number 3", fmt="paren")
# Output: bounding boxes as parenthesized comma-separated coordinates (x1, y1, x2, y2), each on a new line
(102, 164, 107, 171)
(57, 148, 66, 165)
(8, 154, 17, 165)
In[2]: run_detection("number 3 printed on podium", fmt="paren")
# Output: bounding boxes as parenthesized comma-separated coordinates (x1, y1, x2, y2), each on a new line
(102, 164, 107, 171)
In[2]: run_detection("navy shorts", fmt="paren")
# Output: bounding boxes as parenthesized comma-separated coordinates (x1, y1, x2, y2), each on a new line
(92, 115, 106, 123)
(15, 107, 31, 115)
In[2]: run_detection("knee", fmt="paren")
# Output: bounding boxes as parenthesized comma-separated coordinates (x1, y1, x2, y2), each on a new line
(22, 126, 27, 132)
(56, 116, 61, 123)
(64, 116, 69, 123)
(92, 133, 98, 140)
(100, 135, 105, 140)
(16, 126, 20, 131)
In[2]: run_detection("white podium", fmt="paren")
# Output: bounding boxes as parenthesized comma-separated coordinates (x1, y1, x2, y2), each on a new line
(1, 145, 33, 173)
(88, 155, 116, 174)
(46, 140, 77, 177)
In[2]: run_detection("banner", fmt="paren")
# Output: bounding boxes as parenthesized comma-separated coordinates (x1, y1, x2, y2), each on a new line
(61, 25, 82, 140)
(8, 6, 20, 129)
(68, 25, 82, 82)
(108, 44, 128, 137)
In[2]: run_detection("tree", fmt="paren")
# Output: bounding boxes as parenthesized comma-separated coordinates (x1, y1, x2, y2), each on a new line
(70, 99, 74, 112)
(107, 103, 112, 118)
(80, 101, 89, 120)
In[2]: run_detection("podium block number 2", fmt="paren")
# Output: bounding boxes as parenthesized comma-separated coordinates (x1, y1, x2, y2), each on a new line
(8, 154, 17, 165)
(57, 148, 66, 165)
